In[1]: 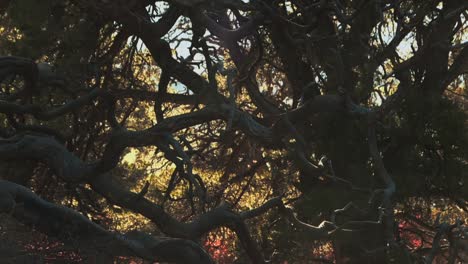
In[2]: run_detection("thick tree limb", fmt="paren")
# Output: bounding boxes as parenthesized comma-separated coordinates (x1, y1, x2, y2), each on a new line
(0, 180, 213, 264)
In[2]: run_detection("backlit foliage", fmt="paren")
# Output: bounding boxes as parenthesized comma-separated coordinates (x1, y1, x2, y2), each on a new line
(0, 0, 467, 263)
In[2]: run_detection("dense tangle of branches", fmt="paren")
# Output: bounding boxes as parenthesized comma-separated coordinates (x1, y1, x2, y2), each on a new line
(0, 0, 467, 263)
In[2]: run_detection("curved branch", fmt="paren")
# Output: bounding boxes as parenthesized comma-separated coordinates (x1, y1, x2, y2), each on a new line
(192, 10, 263, 44)
(0, 180, 213, 263)
(0, 88, 102, 120)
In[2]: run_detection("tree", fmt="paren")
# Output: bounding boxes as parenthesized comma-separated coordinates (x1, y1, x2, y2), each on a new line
(0, 0, 467, 263)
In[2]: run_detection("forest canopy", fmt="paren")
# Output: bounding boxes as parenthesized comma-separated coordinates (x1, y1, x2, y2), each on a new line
(0, 0, 467, 263)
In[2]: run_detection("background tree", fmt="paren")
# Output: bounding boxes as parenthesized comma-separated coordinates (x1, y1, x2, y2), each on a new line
(0, 0, 467, 263)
